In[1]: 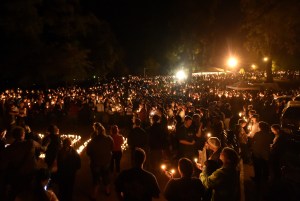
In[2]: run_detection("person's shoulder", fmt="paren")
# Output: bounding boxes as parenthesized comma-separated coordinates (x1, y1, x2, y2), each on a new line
(106, 134, 114, 141)
(143, 169, 158, 180)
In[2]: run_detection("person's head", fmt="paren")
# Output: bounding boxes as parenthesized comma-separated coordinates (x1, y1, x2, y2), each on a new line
(220, 147, 239, 168)
(271, 124, 281, 135)
(206, 137, 221, 151)
(247, 105, 254, 111)
(152, 115, 160, 123)
(93, 122, 106, 136)
(47, 124, 59, 135)
(192, 114, 201, 124)
(134, 118, 142, 127)
(251, 114, 259, 123)
(258, 121, 270, 132)
(12, 126, 25, 141)
(111, 125, 119, 135)
(133, 147, 146, 167)
(184, 115, 193, 128)
(63, 138, 72, 148)
(178, 158, 193, 178)
(248, 109, 256, 118)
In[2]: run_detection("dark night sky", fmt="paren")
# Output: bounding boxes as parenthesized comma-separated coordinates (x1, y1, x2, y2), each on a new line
(82, 0, 242, 72)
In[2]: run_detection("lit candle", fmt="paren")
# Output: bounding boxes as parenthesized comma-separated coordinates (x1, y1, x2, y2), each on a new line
(207, 132, 211, 138)
(170, 169, 175, 175)
(194, 158, 198, 163)
(161, 164, 166, 171)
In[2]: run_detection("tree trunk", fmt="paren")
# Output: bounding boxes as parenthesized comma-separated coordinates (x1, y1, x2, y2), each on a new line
(266, 59, 273, 83)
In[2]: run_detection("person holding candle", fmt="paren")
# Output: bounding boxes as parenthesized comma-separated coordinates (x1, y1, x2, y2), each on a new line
(164, 157, 205, 201)
(148, 114, 168, 174)
(199, 147, 240, 201)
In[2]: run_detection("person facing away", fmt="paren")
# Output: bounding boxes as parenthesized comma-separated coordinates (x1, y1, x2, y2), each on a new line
(0, 126, 44, 200)
(164, 157, 205, 201)
(128, 118, 148, 165)
(42, 124, 62, 170)
(86, 122, 114, 199)
(14, 168, 59, 201)
(57, 138, 81, 201)
(200, 147, 240, 201)
(115, 147, 160, 201)
(251, 121, 274, 185)
(110, 125, 124, 173)
(147, 114, 168, 173)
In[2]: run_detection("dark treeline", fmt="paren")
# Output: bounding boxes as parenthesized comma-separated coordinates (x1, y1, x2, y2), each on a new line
(0, 0, 300, 88)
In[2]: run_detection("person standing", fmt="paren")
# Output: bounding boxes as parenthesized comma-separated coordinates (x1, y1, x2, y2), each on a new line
(57, 138, 81, 201)
(251, 121, 274, 186)
(164, 158, 205, 201)
(115, 148, 160, 201)
(110, 125, 124, 173)
(42, 125, 62, 172)
(269, 124, 288, 182)
(86, 122, 114, 200)
(128, 118, 148, 166)
(199, 147, 240, 201)
(235, 119, 250, 163)
(176, 115, 196, 160)
(148, 115, 167, 173)
(0, 126, 44, 200)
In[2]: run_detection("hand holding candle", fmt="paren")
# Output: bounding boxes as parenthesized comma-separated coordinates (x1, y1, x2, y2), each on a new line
(161, 164, 175, 179)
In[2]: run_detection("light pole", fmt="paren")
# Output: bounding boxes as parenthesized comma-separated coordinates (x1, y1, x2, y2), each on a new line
(263, 56, 273, 82)
(144, 68, 148, 77)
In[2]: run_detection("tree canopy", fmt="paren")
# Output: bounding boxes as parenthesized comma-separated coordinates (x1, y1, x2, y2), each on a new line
(0, 0, 121, 87)
(241, 0, 300, 81)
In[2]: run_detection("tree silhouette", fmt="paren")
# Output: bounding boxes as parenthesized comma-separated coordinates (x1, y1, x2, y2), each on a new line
(241, 0, 300, 82)
(0, 0, 121, 87)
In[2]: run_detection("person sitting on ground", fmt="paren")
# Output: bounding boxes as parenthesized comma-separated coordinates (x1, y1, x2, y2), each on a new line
(164, 157, 205, 201)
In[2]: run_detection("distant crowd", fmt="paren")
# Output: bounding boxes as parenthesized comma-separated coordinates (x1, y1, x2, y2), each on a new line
(0, 71, 300, 201)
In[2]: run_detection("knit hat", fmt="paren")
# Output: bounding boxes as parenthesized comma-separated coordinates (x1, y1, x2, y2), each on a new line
(207, 137, 221, 148)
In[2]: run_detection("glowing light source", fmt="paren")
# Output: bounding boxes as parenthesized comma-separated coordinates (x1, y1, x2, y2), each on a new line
(175, 70, 187, 81)
(77, 138, 91, 154)
(263, 57, 269, 62)
(121, 137, 128, 151)
(227, 57, 238, 68)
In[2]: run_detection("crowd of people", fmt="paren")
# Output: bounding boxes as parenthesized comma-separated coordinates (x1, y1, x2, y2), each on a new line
(0, 72, 299, 201)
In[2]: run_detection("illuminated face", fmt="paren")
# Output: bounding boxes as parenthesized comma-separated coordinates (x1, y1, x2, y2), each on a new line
(220, 151, 225, 163)
(185, 119, 192, 128)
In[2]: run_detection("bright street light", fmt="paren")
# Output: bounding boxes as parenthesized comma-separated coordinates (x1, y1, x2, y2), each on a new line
(175, 70, 187, 81)
(227, 57, 238, 68)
